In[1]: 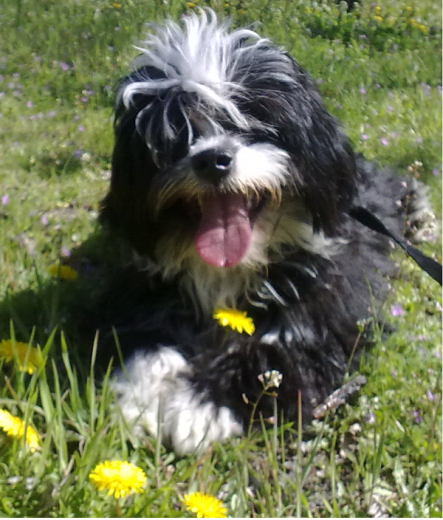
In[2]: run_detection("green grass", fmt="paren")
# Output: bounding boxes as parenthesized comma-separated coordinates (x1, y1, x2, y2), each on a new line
(0, 0, 441, 517)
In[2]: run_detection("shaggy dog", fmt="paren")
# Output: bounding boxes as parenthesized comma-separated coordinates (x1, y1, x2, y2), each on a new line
(97, 10, 437, 455)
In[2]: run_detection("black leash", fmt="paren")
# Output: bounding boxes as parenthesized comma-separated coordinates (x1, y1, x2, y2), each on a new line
(349, 206, 442, 286)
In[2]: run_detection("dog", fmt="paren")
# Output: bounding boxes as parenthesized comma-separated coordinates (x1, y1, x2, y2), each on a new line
(97, 10, 437, 455)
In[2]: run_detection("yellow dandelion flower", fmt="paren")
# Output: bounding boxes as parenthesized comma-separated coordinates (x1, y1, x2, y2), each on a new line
(417, 24, 427, 34)
(374, 6, 381, 14)
(0, 339, 43, 374)
(112, 2, 121, 8)
(373, 15, 383, 22)
(89, 460, 147, 499)
(0, 409, 41, 451)
(47, 263, 78, 281)
(182, 492, 227, 518)
(213, 308, 255, 335)
(187, 2, 196, 7)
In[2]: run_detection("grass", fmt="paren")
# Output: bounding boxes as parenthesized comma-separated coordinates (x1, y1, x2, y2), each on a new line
(0, 0, 441, 517)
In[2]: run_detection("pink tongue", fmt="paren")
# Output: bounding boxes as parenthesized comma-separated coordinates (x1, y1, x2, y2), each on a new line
(194, 193, 252, 268)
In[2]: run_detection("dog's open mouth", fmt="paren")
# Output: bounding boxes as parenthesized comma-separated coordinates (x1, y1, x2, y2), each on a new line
(194, 192, 262, 268)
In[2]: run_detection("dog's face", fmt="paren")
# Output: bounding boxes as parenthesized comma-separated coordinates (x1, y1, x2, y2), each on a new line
(101, 11, 356, 284)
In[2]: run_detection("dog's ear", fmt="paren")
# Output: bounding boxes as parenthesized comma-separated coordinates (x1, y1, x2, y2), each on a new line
(237, 51, 357, 234)
(100, 80, 157, 256)
(281, 56, 357, 233)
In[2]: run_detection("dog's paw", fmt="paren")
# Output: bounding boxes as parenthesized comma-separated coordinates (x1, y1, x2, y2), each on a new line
(111, 347, 242, 455)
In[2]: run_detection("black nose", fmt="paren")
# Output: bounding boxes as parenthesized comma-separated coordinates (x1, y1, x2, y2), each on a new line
(191, 149, 233, 184)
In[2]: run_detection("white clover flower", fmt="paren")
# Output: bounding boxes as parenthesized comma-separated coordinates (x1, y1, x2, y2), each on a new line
(257, 370, 283, 389)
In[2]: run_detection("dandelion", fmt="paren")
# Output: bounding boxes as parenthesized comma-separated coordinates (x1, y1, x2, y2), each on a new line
(0, 409, 41, 451)
(213, 308, 255, 335)
(373, 15, 383, 22)
(47, 264, 78, 281)
(182, 492, 227, 518)
(89, 460, 147, 499)
(0, 339, 43, 374)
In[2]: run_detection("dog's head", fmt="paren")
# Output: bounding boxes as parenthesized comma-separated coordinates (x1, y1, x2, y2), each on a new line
(101, 10, 356, 279)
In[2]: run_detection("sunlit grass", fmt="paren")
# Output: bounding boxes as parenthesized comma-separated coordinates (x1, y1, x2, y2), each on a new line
(0, 0, 441, 516)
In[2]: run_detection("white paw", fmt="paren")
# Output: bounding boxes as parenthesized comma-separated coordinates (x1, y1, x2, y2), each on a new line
(111, 347, 243, 455)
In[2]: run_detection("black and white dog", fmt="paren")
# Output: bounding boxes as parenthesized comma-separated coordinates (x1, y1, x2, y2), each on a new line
(98, 10, 436, 455)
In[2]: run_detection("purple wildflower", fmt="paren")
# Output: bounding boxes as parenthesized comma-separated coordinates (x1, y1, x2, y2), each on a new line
(61, 246, 71, 258)
(426, 390, 436, 401)
(1, 194, 9, 205)
(60, 62, 70, 71)
(40, 215, 49, 225)
(362, 134, 369, 140)
(359, 88, 367, 94)
(364, 412, 375, 424)
(412, 410, 423, 424)
(380, 137, 388, 146)
(390, 304, 404, 317)
(77, 125, 85, 132)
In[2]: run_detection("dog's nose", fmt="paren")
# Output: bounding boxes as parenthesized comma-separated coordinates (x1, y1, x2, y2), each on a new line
(191, 149, 233, 184)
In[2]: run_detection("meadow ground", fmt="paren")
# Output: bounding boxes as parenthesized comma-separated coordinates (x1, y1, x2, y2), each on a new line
(0, 0, 441, 517)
